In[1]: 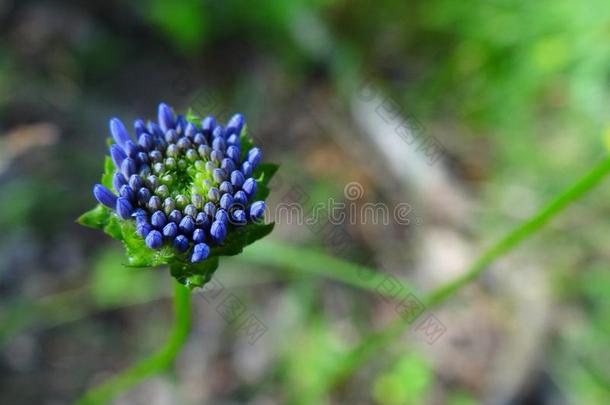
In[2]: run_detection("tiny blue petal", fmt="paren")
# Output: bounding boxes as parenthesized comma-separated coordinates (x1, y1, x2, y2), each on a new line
(145, 230, 163, 249)
(173, 235, 189, 253)
(191, 243, 210, 263)
(109, 118, 131, 148)
(93, 184, 117, 209)
(116, 197, 134, 219)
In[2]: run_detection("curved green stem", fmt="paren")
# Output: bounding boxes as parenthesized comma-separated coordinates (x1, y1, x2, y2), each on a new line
(77, 281, 191, 405)
(323, 154, 610, 391)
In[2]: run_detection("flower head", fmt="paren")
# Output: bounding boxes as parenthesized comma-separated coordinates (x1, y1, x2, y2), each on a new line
(80, 102, 276, 288)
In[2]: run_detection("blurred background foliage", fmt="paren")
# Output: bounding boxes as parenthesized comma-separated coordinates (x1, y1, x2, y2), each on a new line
(1, 0, 610, 403)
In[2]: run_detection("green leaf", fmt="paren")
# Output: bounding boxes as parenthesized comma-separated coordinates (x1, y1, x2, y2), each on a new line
(101, 155, 115, 191)
(77, 204, 111, 230)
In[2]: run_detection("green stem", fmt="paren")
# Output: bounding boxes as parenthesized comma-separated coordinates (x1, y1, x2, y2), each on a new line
(77, 281, 191, 405)
(324, 154, 610, 390)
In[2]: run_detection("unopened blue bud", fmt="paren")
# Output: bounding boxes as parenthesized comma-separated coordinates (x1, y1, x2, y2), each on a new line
(116, 197, 134, 219)
(93, 184, 117, 208)
(110, 118, 131, 148)
(163, 222, 178, 238)
(210, 149, 223, 163)
(191, 243, 210, 263)
(249, 201, 266, 221)
(129, 174, 143, 190)
(247, 147, 262, 167)
(136, 152, 149, 165)
(179, 215, 195, 235)
(148, 195, 162, 211)
(158, 102, 175, 132)
(207, 187, 220, 203)
(194, 133, 206, 145)
(201, 116, 216, 135)
(137, 222, 152, 238)
(221, 158, 236, 174)
(148, 122, 163, 138)
(226, 146, 240, 163)
(198, 144, 211, 159)
(215, 209, 229, 224)
(227, 134, 240, 146)
(234, 190, 248, 206)
(134, 119, 147, 136)
(175, 115, 187, 134)
(149, 150, 163, 163)
(195, 212, 210, 228)
(203, 202, 216, 218)
(242, 178, 257, 197)
(145, 230, 163, 249)
(168, 209, 182, 224)
(119, 184, 135, 202)
(176, 137, 191, 151)
(165, 129, 178, 144)
(151, 210, 167, 228)
(242, 161, 253, 177)
(185, 122, 196, 138)
(133, 209, 148, 225)
(212, 168, 226, 183)
(184, 204, 198, 218)
(138, 133, 154, 150)
(210, 220, 227, 243)
(192, 228, 206, 243)
(231, 171, 245, 188)
(219, 181, 233, 195)
(212, 137, 226, 152)
(220, 193, 234, 210)
(121, 158, 136, 178)
(212, 125, 224, 139)
(124, 140, 139, 159)
(173, 235, 189, 253)
(113, 172, 127, 193)
(226, 113, 244, 136)
(137, 187, 151, 205)
(110, 144, 126, 168)
(231, 209, 246, 225)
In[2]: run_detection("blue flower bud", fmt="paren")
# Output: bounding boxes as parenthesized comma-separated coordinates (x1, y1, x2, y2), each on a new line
(119, 184, 135, 202)
(116, 197, 134, 219)
(249, 201, 266, 221)
(136, 151, 149, 165)
(203, 202, 216, 218)
(219, 181, 233, 195)
(226, 113, 244, 136)
(137, 187, 151, 205)
(210, 149, 223, 163)
(113, 172, 127, 193)
(137, 222, 152, 238)
(179, 215, 195, 235)
(175, 115, 187, 134)
(227, 134, 240, 146)
(247, 147, 262, 167)
(163, 222, 178, 238)
(192, 228, 206, 243)
(242, 161, 253, 177)
(221, 158, 236, 174)
(207, 187, 220, 203)
(212, 125, 224, 139)
(215, 209, 229, 224)
(173, 235, 189, 253)
(191, 243, 210, 263)
(134, 119, 147, 136)
(133, 209, 148, 225)
(110, 118, 131, 148)
(110, 144, 127, 168)
(148, 122, 163, 138)
(231, 171, 245, 188)
(231, 209, 246, 225)
(185, 122, 196, 138)
(242, 178, 257, 197)
(220, 193, 234, 210)
(210, 220, 227, 243)
(198, 144, 211, 159)
(176, 137, 191, 151)
(93, 184, 117, 208)
(121, 158, 136, 178)
(184, 204, 198, 218)
(124, 140, 139, 159)
(165, 129, 178, 144)
(201, 116, 216, 135)
(226, 145, 240, 163)
(151, 210, 167, 228)
(168, 209, 182, 224)
(138, 133, 154, 150)
(212, 168, 226, 184)
(145, 230, 163, 249)
(149, 150, 163, 163)
(233, 190, 248, 206)
(193, 133, 206, 145)
(212, 137, 226, 152)
(158, 102, 175, 132)
(148, 195, 162, 211)
(129, 174, 143, 190)
(195, 212, 210, 228)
